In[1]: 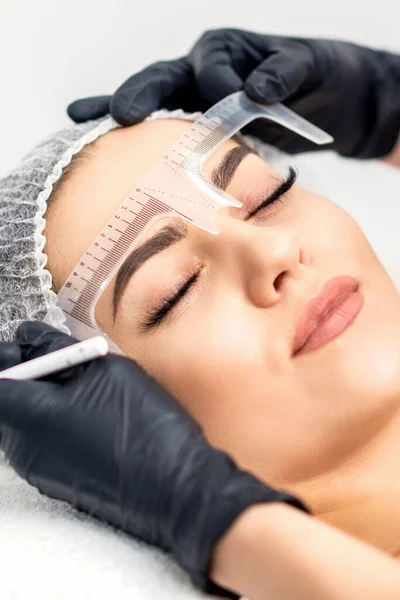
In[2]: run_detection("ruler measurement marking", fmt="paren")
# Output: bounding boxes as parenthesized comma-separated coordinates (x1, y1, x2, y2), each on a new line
(65, 94, 247, 326)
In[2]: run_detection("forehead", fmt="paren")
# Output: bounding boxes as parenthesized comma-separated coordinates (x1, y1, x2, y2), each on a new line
(44, 118, 239, 288)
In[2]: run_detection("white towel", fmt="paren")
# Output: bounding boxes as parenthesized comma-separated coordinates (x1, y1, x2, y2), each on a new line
(0, 454, 221, 600)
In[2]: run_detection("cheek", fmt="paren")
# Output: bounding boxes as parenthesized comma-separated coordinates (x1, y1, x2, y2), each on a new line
(135, 295, 273, 427)
(140, 297, 266, 408)
(300, 194, 371, 260)
(133, 295, 314, 483)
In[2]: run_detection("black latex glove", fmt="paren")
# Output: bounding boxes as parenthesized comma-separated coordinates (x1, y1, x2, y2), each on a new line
(68, 29, 400, 159)
(0, 322, 311, 599)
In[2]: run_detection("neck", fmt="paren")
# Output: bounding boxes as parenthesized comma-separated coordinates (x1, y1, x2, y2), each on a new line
(294, 407, 400, 558)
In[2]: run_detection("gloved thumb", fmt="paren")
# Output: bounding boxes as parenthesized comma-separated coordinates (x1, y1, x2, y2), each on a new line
(0, 378, 57, 431)
(111, 57, 194, 126)
(189, 43, 243, 105)
(245, 42, 318, 104)
(67, 95, 111, 123)
(0, 343, 22, 371)
(16, 321, 78, 362)
(16, 321, 100, 382)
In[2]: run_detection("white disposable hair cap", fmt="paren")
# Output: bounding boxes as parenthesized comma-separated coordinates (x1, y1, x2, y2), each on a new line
(0, 107, 291, 342)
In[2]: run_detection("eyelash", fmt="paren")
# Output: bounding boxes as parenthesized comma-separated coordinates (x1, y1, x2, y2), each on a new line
(246, 165, 298, 219)
(141, 166, 298, 331)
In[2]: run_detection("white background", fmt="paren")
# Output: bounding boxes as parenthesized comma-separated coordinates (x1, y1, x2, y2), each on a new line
(1, 3, 400, 599)
(1, 0, 400, 175)
(1, 0, 400, 286)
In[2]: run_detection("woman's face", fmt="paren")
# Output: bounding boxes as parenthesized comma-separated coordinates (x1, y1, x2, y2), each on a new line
(45, 118, 400, 504)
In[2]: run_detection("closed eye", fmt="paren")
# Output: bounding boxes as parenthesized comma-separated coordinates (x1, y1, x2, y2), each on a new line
(246, 166, 298, 220)
(139, 271, 201, 332)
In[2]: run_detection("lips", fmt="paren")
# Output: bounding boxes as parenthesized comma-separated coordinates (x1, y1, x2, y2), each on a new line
(292, 275, 364, 357)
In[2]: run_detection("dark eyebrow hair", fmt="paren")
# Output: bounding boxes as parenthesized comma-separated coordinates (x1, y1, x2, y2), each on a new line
(210, 144, 253, 190)
(112, 141, 254, 320)
(112, 221, 187, 320)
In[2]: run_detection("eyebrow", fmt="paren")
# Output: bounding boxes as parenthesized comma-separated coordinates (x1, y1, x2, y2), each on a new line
(112, 143, 254, 320)
(210, 144, 253, 190)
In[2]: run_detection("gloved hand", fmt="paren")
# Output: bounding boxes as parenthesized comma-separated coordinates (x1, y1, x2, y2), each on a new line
(67, 29, 400, 159)
(0, 321, 311, 599)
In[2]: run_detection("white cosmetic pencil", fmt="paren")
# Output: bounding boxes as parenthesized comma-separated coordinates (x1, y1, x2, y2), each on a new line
(0, 336, 109, 380)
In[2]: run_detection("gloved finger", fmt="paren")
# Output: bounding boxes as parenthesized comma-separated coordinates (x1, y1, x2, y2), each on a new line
(111, 57, 194, 126)
(245, 42, 318, 104)
(0, 379, 58, 431)
(0, 343, 22, 370)
(245, 120, 323, 153)
(67, 95, 111, 123)
(16, 321, 103, 383)
(189, 36, 244, 105)
(16, 321, 78, 362)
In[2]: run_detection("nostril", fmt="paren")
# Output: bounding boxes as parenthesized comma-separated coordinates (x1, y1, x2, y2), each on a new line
(274, 271, 286, 291)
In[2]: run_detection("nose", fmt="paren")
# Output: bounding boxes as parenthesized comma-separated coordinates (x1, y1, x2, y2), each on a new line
(206, 215, 303, 308)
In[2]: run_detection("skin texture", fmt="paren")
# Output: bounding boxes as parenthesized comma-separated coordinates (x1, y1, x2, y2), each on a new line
(45, 118, 400, 558)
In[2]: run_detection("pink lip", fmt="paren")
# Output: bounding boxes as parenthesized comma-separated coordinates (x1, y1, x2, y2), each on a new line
(292, 275, 364, 357)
